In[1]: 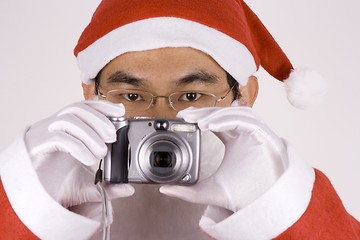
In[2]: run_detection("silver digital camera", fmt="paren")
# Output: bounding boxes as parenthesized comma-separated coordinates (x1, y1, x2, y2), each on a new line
(104, 117, 200, 185)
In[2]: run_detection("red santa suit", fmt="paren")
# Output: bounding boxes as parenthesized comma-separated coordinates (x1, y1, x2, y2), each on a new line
(1, 138, 359, 239)
(1, 0, 359, 239)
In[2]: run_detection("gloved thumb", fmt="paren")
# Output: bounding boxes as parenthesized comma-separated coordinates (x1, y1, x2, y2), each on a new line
(159, 179, 227, 209)
(160, 185, 200, 203)
(177, 107, 217, 124)
(104, 184, 135, 200)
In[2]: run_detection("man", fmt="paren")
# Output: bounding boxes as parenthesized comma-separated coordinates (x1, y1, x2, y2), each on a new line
(0, 0, 359, 239)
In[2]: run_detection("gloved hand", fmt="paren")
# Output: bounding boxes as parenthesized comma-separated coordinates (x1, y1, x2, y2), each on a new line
(160, 106, 288, 212)
(24, 100, 134, 211)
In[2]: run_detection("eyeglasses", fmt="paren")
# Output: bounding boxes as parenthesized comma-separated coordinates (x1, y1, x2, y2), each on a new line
(98, 84, 236, 112)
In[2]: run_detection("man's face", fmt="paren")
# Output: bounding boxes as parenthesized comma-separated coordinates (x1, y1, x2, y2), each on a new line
(96, 47, 235, 118)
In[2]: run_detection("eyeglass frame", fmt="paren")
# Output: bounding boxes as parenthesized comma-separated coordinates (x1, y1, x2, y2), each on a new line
(98, 83, 238, 112)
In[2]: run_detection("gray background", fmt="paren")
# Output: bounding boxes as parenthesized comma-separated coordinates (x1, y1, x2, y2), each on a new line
(1, 0, 359, 219)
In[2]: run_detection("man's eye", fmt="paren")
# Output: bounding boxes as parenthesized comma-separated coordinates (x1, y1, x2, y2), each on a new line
(123, 93, 144, 101)
(179, 92, 202, 101)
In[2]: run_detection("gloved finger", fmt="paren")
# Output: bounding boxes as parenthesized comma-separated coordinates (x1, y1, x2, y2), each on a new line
(178, 106, 259, 130)
(178, 107, 258, 137)
(84, 100, 125, 118)
(178, 106, 257, 144)
(180, 107, 272, 138)
(48, 114, 109, 158)
(205, 116, 284, 156)
(57, 101, 124, 143)
(29, 132, 98, 166)
(204, 116, 284, 155)
(179, 107, 285, 153)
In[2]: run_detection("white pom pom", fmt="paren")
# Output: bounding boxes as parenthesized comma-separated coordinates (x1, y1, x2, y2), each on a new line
(284, 68, 328, 109)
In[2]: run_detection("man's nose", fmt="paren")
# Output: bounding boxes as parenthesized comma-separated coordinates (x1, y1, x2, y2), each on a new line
(146, 98, 178, 118)
(124, 98, 177, 118)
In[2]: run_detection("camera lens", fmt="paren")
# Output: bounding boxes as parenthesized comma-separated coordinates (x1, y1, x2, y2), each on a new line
(154, 152, 173, 168)
(139, 135, 192, 183)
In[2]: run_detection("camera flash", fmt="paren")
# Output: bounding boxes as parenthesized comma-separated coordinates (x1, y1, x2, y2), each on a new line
(171, 123, 197, 132)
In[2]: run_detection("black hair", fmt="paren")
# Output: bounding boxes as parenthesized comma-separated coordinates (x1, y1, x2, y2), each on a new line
(226, 72, 240, 101)
(94, 69, 102, 95)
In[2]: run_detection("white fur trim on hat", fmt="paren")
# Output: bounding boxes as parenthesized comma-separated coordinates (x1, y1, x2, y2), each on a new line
(77, 17, 257, 86)
(284, 68, 328, 109)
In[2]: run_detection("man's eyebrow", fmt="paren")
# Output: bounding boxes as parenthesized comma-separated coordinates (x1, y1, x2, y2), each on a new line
(105, 70, 219, 87)
(106, 70, 145, 87)
(176, 71, 220, 86)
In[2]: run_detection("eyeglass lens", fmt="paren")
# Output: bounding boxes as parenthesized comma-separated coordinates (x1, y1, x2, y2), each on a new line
(105, 89, 218, 112)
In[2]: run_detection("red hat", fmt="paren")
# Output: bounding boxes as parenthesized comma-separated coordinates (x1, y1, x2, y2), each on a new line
(74, 0, 327, 108)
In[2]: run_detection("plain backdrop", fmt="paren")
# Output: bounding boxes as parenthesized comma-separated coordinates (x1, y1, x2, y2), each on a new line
(0, 0, 359, 220)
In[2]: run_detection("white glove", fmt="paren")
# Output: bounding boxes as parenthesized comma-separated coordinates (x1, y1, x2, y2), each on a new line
(160, 106, 288, 212)
(24, 100, 134, 210)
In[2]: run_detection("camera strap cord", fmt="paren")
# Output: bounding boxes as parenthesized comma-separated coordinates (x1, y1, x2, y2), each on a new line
(95, 160, 111, 240)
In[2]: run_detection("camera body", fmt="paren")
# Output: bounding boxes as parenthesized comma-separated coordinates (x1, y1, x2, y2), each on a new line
(104, 117, 200, 185)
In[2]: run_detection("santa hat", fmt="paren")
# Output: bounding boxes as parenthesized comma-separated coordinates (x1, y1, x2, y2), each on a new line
(74, 0, 327, 109)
